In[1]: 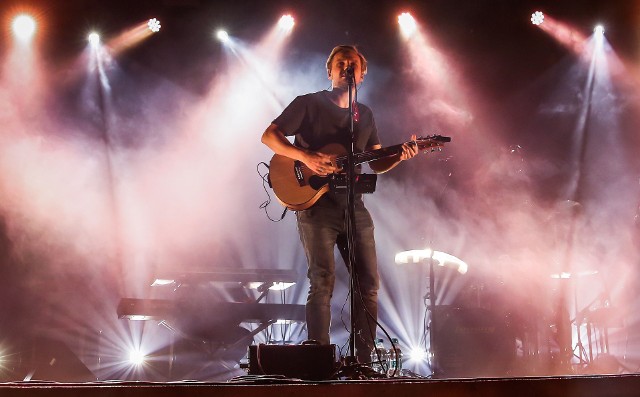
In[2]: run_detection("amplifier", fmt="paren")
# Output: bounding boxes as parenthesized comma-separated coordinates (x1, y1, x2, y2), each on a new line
(247, 344, 338, 380)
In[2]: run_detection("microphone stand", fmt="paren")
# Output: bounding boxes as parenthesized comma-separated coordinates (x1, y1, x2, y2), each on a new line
(339, 66, 381, 379)
(345, 66, 359, 364)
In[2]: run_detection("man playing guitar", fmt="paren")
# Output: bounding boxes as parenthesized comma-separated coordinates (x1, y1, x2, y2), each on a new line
(261, 45, 418, 364)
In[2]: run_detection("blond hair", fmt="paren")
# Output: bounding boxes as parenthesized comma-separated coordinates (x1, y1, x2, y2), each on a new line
(325, 45, 368, 76)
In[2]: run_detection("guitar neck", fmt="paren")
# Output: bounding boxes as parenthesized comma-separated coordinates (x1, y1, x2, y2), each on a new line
(354, 144, 405, 165)
(335, 147, 399, 169)
(336, 136, 449, 167)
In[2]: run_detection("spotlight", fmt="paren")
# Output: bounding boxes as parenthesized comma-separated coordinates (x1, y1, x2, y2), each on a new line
(278, 14, 295, 32)
(12, 14, 36, 41)
(398, 12, 417, 37)
(216, 30, 230, 43)
(129, 350, 146, 365)
(530, 11, 544, 26)
(148, 18, 161, 33)
(408, 347, 428, 362)
(594, 25, 604, 36)
(88, 32, 100, 47)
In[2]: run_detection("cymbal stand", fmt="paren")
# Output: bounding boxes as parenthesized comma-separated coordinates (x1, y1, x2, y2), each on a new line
(571, 278, 590, 371)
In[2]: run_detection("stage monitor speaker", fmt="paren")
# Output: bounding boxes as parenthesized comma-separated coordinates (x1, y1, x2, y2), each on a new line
(432, 307, 515, 378)
(248, 344, 338, 381)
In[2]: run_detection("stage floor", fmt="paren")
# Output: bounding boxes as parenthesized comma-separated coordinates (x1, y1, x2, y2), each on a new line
(1, 374, 640, 397)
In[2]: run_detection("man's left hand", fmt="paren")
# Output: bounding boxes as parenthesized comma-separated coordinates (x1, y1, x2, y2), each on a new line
(399, 134, 420, 160)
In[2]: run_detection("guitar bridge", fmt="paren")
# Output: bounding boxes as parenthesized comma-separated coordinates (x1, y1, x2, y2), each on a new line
(293, 161, 306, 187)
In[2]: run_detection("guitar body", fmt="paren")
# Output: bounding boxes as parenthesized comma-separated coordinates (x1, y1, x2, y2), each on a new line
(268, 135, 450, 211)
(269, 143, 345, 211)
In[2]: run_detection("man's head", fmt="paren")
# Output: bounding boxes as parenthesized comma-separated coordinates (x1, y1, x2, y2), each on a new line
(326, 45, 367, 87)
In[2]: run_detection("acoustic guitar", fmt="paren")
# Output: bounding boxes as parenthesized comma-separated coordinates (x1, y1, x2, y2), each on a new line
(268, 135, 451, 210)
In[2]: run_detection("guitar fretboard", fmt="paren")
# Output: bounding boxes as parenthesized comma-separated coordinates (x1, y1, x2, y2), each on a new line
(335, 135, 450, 168)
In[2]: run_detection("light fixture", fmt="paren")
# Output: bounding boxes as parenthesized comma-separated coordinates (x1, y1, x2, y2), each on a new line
(12, 14, 36, 41)
(129, 350, 146, 365)
(398, 12, 417, 37)
(394, 249, 433, 264)
(126, 315, 154, 321)
(216, 30, 230, 43)
(531, 11, 545, 26)
(408, 347, 428, 362)
(395, 249, 468, 274)
(148, 18, 161, 33)
(88, 32, 100, 47)
(248, 281, 296, 291)
(594, 25, 604, 36)
(278, 15, 295, 32)
(151, 278, 175, 286)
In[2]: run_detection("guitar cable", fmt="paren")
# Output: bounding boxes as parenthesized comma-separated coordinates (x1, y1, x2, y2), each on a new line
(257, 162, 288, 222)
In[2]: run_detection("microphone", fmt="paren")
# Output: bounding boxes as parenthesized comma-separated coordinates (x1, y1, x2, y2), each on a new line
(345, 64, 355, 85)
(345, 64, 355, 77)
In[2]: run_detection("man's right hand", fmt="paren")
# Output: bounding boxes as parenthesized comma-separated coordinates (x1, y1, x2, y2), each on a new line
(262, 124, 339, 176)
(302, 151, 339, 176)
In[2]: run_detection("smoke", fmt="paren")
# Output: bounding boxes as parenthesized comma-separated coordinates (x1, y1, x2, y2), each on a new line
(0, 8, 639, 380)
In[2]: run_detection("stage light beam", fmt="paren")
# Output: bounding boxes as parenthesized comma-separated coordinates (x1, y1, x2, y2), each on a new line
(531, 11, 545, 26)
(148, 18, 161, 33)
(12, 14, 36, 41)
(532, 13, 588, 55)
(398, 12, 417, 38)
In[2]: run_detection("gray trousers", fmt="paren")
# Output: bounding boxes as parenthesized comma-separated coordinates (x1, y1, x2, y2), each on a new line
(296, 197, 379, 363)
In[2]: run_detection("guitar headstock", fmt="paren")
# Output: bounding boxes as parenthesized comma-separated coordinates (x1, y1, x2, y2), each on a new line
(413, 135, 451, 152)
